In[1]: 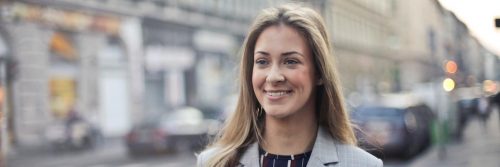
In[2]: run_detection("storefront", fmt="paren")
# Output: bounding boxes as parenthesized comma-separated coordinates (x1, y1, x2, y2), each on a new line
(141, 17, 242, 119)
(1, 2, 143, 145)
(142, 19, 195, 116)
(192, 30, 240, 112)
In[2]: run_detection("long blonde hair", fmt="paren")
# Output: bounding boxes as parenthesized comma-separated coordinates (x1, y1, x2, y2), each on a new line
(204, 4, 356, 166)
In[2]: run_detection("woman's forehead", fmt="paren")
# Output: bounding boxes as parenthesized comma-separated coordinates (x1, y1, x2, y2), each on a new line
(253, 25, 311, 57)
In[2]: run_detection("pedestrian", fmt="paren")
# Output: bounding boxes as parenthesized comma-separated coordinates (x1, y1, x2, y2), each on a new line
(197, 3, 382, 167)
(490, 92, 500, 125)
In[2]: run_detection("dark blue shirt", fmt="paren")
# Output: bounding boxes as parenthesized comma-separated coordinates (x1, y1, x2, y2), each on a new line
(259, 147, 312, 167)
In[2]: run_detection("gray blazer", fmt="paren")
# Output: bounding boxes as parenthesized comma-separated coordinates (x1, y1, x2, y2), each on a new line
(197, 127, 383, 167)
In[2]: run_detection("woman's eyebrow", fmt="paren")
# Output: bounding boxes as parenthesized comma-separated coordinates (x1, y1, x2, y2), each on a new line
(282, 51, 304, 57)
(255, 51, 270, 56)
(254, 51, 303, 57)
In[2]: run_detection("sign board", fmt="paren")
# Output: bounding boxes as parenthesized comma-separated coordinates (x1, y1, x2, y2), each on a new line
(145, 45, 195, 71)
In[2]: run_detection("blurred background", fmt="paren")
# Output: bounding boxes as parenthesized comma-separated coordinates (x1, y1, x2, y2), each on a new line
(0, 0, 499, 167)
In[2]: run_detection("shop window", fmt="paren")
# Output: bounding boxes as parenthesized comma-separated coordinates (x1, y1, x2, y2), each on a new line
(50, 32, 77, 61)
(49, 78, 76, 118)
(49, 31, 78, 119)
(98, 37, 126, 68)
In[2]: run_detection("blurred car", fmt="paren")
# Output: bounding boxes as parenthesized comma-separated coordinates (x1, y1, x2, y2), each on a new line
(351, 104, 434, 158)
(125, 106, 219, 156)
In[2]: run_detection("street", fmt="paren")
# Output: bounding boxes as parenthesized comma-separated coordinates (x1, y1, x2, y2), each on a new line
(385, 108, 500, 167)
(409, 108, 500, 167)
(6, 139, 196, 167)
(6, 109, 500, 167)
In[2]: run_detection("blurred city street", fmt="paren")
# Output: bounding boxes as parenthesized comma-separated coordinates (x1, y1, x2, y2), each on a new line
(383, 108, 500, 167)
(6, 138, 196, 167)
(6, 109, 500, 167)
(409, 109, 500, 167)
(0, 0, 499, 167)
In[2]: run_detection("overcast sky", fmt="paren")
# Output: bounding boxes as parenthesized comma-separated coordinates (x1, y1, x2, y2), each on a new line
(438, 0, 500, 57)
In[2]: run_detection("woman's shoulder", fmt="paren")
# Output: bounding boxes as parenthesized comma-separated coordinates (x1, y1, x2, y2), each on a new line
(334, 143, 383, 167)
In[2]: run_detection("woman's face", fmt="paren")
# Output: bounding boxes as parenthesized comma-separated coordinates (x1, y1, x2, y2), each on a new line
(252, 25, 317, 119)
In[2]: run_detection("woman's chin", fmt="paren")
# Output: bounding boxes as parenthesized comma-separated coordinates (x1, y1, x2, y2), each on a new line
(265, 111, 292, 119)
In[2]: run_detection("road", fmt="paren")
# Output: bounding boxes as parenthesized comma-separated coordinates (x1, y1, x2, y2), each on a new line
(409, 108, 500, 167)
(7, 108, 499, 167)
(6, 139, 196, 167)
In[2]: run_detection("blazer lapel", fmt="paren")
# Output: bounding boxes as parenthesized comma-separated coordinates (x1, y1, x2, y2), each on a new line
(238, 127, 339, 167)
(308, 127, 339, 166)
(239, 142, 260, 167)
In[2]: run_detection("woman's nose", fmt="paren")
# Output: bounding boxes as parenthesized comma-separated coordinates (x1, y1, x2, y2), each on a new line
(266, 66, 285, 83)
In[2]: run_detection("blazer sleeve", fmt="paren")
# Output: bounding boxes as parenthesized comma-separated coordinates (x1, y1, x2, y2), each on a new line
(356, 147, 383, 167)
(374, 157, 383, 167)
(196, 152, 203, 167)
(333, 144, 384, 167)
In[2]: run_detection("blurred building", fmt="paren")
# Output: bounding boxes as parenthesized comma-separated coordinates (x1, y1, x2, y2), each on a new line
(0, 1, 144, 147)
(0, 0, 297, 150)
(329, 0, 499, 104)
(0, 20, 10, 167)
(326, 0, 398, 104)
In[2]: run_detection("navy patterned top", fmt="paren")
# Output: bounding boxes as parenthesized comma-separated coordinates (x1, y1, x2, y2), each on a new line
(259, 147, 312, 167)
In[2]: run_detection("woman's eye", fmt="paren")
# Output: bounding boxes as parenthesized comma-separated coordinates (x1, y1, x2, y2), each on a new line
(285, 59, 299, 65)
(255, 59, 268, 65)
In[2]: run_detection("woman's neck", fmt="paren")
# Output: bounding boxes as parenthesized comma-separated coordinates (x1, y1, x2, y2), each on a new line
(261, 109, 318, 155)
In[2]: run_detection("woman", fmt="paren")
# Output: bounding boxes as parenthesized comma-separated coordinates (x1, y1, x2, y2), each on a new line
(198, 4, 382, 167)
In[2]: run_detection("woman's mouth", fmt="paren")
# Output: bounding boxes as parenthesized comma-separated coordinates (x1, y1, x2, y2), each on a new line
(265, 90, 293, 98)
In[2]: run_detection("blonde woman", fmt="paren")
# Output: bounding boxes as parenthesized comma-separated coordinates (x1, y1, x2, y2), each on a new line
(197, 4, 382, 167)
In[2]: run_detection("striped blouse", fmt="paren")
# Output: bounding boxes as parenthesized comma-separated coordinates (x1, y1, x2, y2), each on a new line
(259, 147, 312, 167)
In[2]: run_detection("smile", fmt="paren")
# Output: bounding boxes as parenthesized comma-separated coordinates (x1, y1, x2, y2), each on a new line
(265, 90, 293, 97)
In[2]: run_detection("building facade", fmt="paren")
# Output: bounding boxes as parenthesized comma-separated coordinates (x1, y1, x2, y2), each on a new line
(1, 1, 143, 147)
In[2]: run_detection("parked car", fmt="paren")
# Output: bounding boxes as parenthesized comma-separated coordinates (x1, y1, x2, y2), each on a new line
(125, 107, 219, 156)
(351, 104, 434, 158)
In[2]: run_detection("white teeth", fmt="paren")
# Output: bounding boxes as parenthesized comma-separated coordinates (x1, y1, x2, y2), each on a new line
(266, 91, 290, 96)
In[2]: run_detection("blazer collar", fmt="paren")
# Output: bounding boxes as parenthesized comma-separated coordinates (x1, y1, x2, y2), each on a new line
(308, 126, 339, 166)
(239, 142, 260, 167)
(238, 127, 339, 167)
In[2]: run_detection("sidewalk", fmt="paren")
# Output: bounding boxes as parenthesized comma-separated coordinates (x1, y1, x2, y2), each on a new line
(6, 137, 125, 166)
(410, 109, 500, 167)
